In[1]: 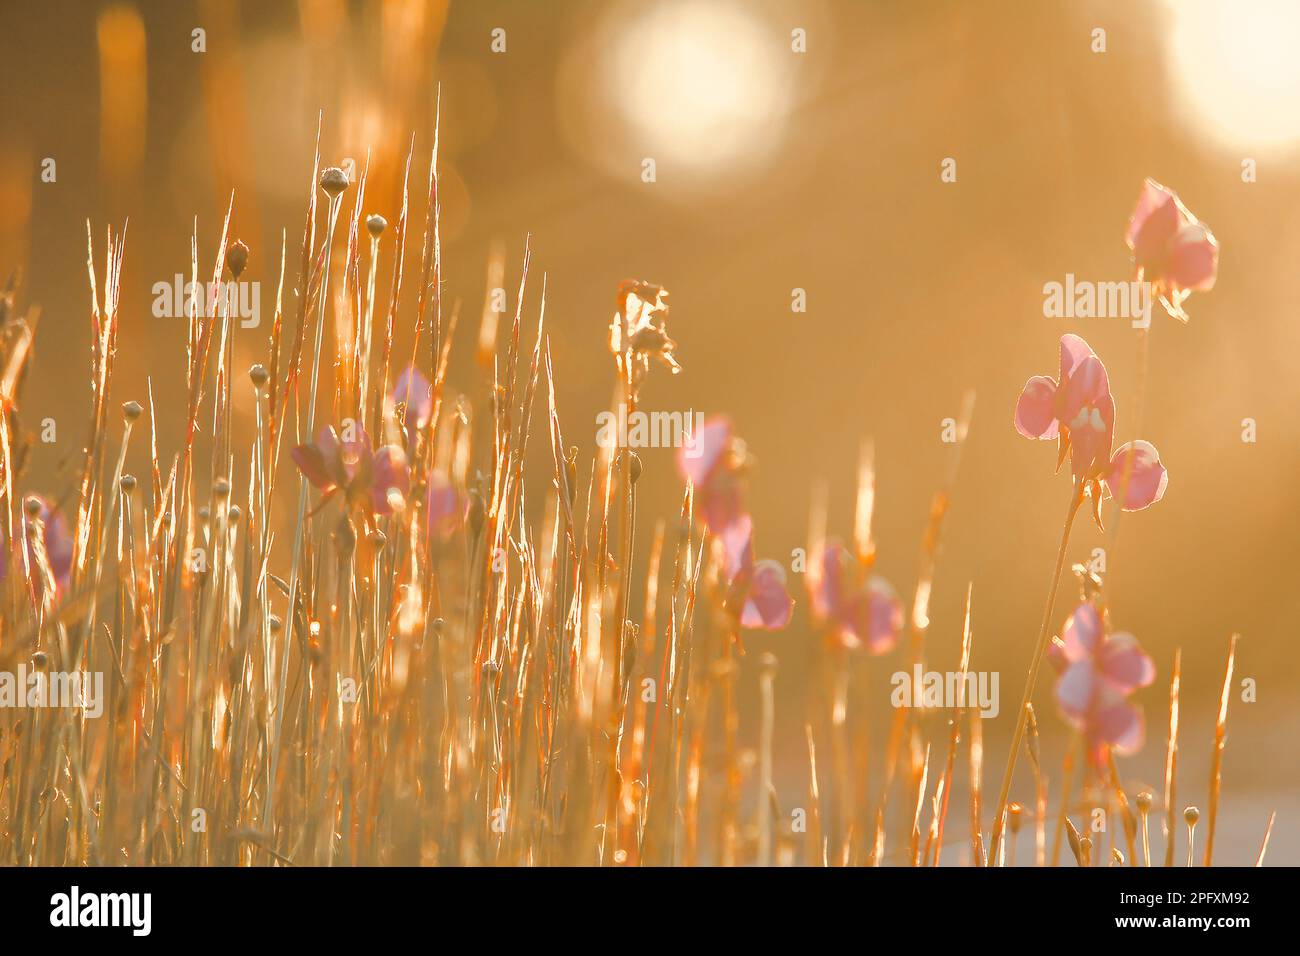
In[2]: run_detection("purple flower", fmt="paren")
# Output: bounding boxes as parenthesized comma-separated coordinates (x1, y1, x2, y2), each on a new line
(1048, 602, 1156, 761)
(719, 514, 792, 631)
(1015, 335, 1168, 526)
(426, 470, 465, 539)
(1, 495, 73, 601)
(809, 542, 902, 654)
(1125, 179, 1218, 322)
(675, 415, 745, 536)
(291, 425, 409, 516)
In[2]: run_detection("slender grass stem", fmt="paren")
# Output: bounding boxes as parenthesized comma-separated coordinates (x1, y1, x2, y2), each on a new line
(989, 480, 1084, 863)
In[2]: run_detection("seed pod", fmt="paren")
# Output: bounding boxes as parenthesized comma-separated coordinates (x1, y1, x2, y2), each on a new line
(122, 400, 143, 421)
(120, 474, 137, 494)
(320, 166, 350, 197)
(627, 450, 642, 485)
(226, 240, 249, 278)
(228, 505, 242, 525)
(366, 214, 387, 237)
(249, 364, 269, 390)
(1184, 806, 1200, 825)
(23, 495, 41, 518)
(213, 478, 231, 499)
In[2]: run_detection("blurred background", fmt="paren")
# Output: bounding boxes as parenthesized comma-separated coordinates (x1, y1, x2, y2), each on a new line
(0, 0, 1296, 863)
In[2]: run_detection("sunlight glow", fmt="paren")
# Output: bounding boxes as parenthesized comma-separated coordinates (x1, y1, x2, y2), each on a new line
(613, 1, 787, 169)
(1166, 0, 1300, 150)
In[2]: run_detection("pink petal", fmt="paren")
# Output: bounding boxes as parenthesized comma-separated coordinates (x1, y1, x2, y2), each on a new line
(1064, 391, 1115, 481)
(720, 512, 755, 583)
(1060, 602, 1102, 663)
(291, 443, 335, 490)
(1058, 334, 1096, 382)
(427, 472, 464, 537)
(39, 501, 73, 592)
(677, 416, 731, 488)
(1125, 179, 1182, 271)
(1014, 376, 1060, 440)
(337, 427, 374, 486)
(1055, 660, 1097, 722)
(864, 576, 903, 654)
(369, 446, 410, 515)
(1104, 440, 1167, 511)
(811, 544, 848, 621)
(1059, 354, 1111, 420)
(1094, 700, 1144, 755)
(699, 475, 745, 535)
(741, 559, 793, 630)
(1166, 222, 1219, 292)
(1046, 636, 1068, 673)
(393, 365, 433, 425)
(1098, 631, 1156, 693)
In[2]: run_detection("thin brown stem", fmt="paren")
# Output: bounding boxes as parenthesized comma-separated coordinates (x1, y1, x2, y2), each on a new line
(989, 481, 1085, 863)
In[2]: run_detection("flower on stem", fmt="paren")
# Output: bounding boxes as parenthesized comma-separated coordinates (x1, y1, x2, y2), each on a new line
(808, 542, 902, 654)
(1015, 334, 1168, 527)
(1125, 179, 1218, 322)
(1047, 601, 1155, 763)
(291, 425, 409, 516)
(675, 414, 747, 536)
(718, 514, 792, 631)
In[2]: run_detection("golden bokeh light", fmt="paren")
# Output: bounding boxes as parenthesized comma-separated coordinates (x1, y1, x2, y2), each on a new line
(1166, 0, 1300, 150)
(559, 0, 796, 188)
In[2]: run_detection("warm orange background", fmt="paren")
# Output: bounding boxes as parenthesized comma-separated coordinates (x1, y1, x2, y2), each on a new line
(1, 0, 1295, 862)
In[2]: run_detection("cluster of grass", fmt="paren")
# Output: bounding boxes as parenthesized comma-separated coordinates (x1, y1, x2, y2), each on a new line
(0, 120, 1270, 867)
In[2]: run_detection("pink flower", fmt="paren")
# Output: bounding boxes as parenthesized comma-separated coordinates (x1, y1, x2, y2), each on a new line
(1, 495, 73, 600)
(426, 470, 465, 539)
(1125, 179, 1218, 321)
(676, 415, 746, 535)
(391, 365, 432, 448)
(809, 542, 902, 654)
(1015, 335, 1168, 524)
(291, 426, 409, 516)
(1048, 602, 1155, 761)
(718, 514, 792, 631)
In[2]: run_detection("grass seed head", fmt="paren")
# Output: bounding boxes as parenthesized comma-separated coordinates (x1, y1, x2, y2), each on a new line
(320, 166, 350, 197)
(226, 240, 249, 278)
